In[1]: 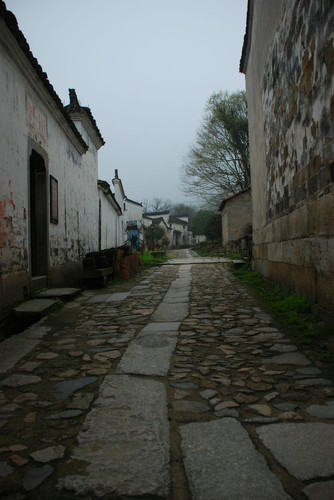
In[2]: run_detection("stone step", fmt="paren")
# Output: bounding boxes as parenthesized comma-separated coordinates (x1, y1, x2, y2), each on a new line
(232, 259, 247, 268)
(12, 299, 57, 329)
(13, 298, 58, 319)
(35, 287, 81, 301)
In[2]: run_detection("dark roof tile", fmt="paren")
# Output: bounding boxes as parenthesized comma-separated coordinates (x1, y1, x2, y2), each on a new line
(0, 0, 88, 152)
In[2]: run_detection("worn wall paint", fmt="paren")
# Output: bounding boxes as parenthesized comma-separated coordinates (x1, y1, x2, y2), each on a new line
(0, 17, 101, 314)
(244, 0, 334, 315)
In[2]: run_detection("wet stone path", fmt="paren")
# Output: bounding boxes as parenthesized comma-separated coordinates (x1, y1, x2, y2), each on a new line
(0, 250, 334, 499)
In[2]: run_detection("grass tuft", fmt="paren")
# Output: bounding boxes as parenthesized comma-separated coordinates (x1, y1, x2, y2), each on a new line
(230, 263, 334, 372)
(140, 250, 169, 266)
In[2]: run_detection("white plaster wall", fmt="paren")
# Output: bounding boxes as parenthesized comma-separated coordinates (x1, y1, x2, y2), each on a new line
(123, 200, 144, 244)
(113, 179, 144, 245)
(123, 201, 143, 227)
(112, 178, 125, 210)
(38, 107, 100, 276)
(0, 25, 30, 280)
(98, 191, 122, 248)
(0, 19, 100, 309)
(170, 221, 189, 245)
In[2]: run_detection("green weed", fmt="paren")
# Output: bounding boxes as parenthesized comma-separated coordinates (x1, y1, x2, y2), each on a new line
(231, 264, 264, 290)
(194, 239, 223, 257)
(140, 250, 169, 266)
(230, 264, 334, 370)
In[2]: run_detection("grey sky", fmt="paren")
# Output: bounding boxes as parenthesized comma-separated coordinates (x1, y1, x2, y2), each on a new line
(5, 0, 247, 206)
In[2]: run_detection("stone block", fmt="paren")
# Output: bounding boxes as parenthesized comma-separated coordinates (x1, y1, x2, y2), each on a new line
(308, 193, 334, 236)
(266, 261, 317, 302)
(257, 423, 334, 480)
(253, 243, 267, 260)
(58, 375, 170, 497)
(288, 204, 309, 239)
(317, 272, 334, 313)
(13, 299, 58, 318)
(267, 241, 284, 263)
(272, 216, 288, 242)
(181, 418, 288, 499)
(253, 259, 270, 278)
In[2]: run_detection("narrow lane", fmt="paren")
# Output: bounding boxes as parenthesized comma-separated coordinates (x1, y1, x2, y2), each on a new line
(0, 250, 333, 499)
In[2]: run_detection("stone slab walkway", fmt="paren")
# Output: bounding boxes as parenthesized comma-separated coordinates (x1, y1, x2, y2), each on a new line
(0, 249, 333, 499)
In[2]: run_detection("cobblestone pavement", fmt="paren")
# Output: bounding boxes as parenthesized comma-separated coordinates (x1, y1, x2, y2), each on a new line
(0, 250, 334, 499)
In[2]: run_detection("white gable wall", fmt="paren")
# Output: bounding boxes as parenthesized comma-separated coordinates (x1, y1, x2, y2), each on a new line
(98, 189, 122, 249)
(0, 16, 100, 315)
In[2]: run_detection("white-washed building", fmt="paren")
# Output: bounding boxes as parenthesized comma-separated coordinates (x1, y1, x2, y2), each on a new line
(0, 3, 105, 317)
(97, 180, 122, 249)
(112, 170, 144, 251)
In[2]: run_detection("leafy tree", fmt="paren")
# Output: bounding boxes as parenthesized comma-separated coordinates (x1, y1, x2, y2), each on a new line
(144, 224, 165, 249)
(181, 90, 249, 207)
(204, 213, 221, 241)
(190, 209, 213, 236)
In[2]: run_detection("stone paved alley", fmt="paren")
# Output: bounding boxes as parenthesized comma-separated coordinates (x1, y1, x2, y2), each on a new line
(1, 249, 334, 500)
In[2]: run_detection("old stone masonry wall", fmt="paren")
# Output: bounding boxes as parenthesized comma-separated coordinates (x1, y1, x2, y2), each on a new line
(263, 0, 334, 220)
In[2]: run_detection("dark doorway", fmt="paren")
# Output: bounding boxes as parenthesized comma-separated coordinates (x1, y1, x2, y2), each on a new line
(29, 150, 48, 277)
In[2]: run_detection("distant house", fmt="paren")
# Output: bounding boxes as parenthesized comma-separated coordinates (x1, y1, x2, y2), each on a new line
(112, 170, 144, 251)
(142, 215, 170, 249)
(219, 188, 252, 245)
(240, 0, 334, 317)
(143, 211, 192, 248)
(168, 215, 191, 247)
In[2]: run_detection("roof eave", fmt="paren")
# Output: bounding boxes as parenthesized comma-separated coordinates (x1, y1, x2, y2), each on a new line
(239, 0, 253, 74)
(0, 2, 88, 153)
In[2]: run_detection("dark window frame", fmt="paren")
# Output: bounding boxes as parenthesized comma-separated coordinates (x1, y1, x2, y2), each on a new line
(50, 175, 58, 224)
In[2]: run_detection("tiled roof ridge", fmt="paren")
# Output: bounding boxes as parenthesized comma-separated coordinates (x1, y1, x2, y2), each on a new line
(219, 186, 250, 211)
(0, 0, 88, 152)
(125, 196, 143, 207)
(97, 179, 122, 212)
(67, 88, 105, 146)
(169, 215, 188, 225)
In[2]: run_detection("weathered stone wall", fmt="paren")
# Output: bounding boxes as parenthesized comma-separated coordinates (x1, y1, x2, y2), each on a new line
(263, 1, 334, 222)
(243, 0, 334, 316)
(224, 234, 252, 262)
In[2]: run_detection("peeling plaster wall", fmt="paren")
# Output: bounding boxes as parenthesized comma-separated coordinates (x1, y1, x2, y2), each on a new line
(1, 23, 34, 310)
(244, 0, 334, 315)
(0, 19, 100, 315)
(48, 119, 100, 285)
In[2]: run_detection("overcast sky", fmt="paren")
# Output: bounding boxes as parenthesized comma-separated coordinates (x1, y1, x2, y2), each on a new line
(6, 0, 247, 206)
